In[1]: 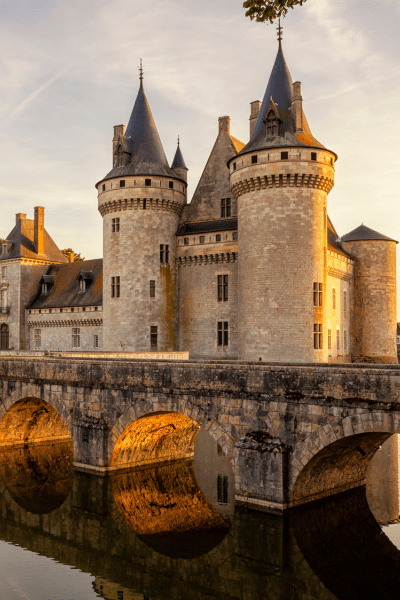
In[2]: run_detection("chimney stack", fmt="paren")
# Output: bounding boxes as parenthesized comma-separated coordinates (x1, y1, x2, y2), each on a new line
(34, 206, 44, 256)
(249, 101, 261, 138)
(218, 116, 230, 135)
(69, 251, 75, 263)
(113, 124, 125, 166)
(292, 82, 303, 132)
(15, 213, 26, 224)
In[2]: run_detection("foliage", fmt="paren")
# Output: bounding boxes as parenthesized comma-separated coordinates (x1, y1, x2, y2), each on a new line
(243, 0, 306, 23)
(61, 248, 85, 262)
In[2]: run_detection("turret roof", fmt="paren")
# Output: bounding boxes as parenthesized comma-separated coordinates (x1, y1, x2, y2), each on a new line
(100, 78, 177, 182)
(237, 41, 327, 157)
(171, 141, 187, 170)
(341, 224, 398, 243)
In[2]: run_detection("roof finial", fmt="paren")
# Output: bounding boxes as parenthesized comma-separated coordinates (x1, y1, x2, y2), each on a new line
(277, 17, 283, 43)
(138, 58, 144, 82)
(177, 135, 180, 147)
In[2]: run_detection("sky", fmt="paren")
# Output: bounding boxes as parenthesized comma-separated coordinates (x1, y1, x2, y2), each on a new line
(0, 0, 399, 317)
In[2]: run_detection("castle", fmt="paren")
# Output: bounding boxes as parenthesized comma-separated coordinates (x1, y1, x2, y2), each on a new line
(0, 35, 397, 363)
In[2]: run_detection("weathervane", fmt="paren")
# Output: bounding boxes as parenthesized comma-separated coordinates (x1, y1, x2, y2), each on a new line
(177, 135, 180, 146)
(277, 17, 283, 42)
(138, 58, 144, 81)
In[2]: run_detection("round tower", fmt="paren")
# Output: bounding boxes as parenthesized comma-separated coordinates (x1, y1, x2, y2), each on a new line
(96, 71, 188, 352)
(229, 39, 336, 362)
(341, 225, 398, 363)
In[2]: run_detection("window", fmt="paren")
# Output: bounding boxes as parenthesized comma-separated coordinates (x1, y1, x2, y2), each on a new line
(233, 232, 238, 240)
(216, 234, 221, 242)
(251, 155, 258, 164)
(117, 591, 124, 600)
(120, 180, 125, 188)
(200, 236, 205, 244)
(313, 283, 323, 306)
(217, 445, 224, 456)
(143, 199, 146, 210)
(217, 275, 228, 302)
(112, 218, 120, 232)
(343, 290, 348, 312)
(150, 280, 155, 298)
(0, 324, 9, 350)
(336, 330, 340, 350)
(160, 244, 169, 264)
(328, 329, 332, 350)
(41, 282, 48, 295)
(79, 278, 86, 292)
(221, 198, 226, 218)
(145, 179, 151, 186)
(1, 289, 7, 312)
(314, 324, 323, 349)
(266, 110, 278, 136)
(217, 475, 229, 503)
(93, 334, 99, 349)
(102, 184, 105, 192)
(72, 328, 80, 349)
(233, 162, 236, 171)
(1, 267, 6, 278)
(169, 181, 173, 189)
(281, 151, 288, 160)
(330, 157, 333, 165)
(150, 326, 158, 348)
(111, 276, 120, 298)
(332, 288, 336, 310)
(35, 329, 41, 349)
(344, 330, 348, 352)
(311, 152, 317, 161)
(217, 321, 229, 346)
(184, 238, 189, 245)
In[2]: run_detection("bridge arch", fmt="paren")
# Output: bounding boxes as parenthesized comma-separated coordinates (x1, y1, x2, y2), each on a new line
(108, 396, 234, 470)
(290, 410, 400, 506)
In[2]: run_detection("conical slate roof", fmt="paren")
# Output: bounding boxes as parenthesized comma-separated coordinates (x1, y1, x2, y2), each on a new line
(101, 79, 177, 181)
(341, 224, 398, 243)
(171, 142, 187, 170)
(238, 41, 325, 156)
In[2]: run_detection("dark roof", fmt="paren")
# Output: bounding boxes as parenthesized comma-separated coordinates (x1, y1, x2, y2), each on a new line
(171, 143, 188, 170)
(0, 219, 67, 263)
(327, 228, 352, 258)
(99, 81, 177, 183)
(29, 259, 102, 309)
(341, 224, 398, 243)
(236, 42, 327, 158)
(177, 218, 238, 236)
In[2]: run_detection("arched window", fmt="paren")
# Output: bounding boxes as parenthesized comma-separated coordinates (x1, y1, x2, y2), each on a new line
(266, 110, 278, 136)
(0, 324, 9, 350)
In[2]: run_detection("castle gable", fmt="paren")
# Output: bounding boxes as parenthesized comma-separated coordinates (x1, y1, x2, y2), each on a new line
(0, 219, 67, 263)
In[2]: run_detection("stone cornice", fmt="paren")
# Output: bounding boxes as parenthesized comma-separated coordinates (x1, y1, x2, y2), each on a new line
(178, 252, 238, 266)
(231, 172, 334, 198)
(98, 197, 184, 217)
(27, 318, 103, 328)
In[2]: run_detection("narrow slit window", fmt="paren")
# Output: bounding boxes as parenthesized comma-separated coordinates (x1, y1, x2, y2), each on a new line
(150, 280, 155, 298)
(332, 288, 336, 310)
(232, 162, 236, 171)
(344, 290, 348, 312)
(344, 330, 348, 352)
(102, 184, 105, 192)
(328, 329, 332, 350)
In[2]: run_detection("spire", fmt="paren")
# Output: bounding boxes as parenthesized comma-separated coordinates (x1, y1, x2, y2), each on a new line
(171, 136, 188, 170)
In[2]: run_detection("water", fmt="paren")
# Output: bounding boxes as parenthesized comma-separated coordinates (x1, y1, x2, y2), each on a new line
(0, 432, 400, 600)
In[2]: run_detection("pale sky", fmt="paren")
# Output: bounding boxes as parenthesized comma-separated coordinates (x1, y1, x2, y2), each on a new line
(0, 0, 399, 317)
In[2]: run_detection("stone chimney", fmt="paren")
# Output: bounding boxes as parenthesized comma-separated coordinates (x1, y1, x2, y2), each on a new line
(34, 206, 44, 256)
(249, 101, 261, 138)
(113, 124, 125, 166)
(218, 116, 230, 135)
(69, 251, 75, 263)
(15, 213, 26, 224)
(292, 82, 303, 132)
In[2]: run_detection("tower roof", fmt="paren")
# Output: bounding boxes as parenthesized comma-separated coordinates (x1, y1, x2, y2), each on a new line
(238, 41, 326, 156)
(341, 224, 398, 243)
(101, 76, 177, 181)
(171, 139, 188, 170)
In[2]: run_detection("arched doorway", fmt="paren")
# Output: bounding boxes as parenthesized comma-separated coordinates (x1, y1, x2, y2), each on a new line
(0, 324, 9, 349)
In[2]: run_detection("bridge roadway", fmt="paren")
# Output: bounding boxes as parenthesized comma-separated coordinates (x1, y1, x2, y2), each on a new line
(0, 355, 399, 511)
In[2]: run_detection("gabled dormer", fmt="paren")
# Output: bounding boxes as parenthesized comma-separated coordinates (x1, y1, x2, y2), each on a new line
(78, 271, 93, 292)
(264, 98, 282, 138)
(114, 135, 133, 168)
(40, 274, 54, 295)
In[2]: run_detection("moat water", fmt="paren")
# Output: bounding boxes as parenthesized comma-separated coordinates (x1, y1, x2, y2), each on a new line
(1, 430, 400, 600)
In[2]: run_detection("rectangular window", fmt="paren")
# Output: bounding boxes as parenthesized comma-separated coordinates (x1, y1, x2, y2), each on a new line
(200, 236, 205, 244)
(217, 321, 229, 346)
(150, 280, 155, 298)
(281, 151, 288, 160)
(251, 155, 258, 164)
(111, 276, 120, 298)
(328, 329, 332, 350)
(93, 334, 99, 349)
(313, 282, 323, 306)
(1, 267, 6, 278)
(145, 179, 151, 186)
(344, 330, 348, 352)
(79, 278, 86, 291)
(221, 198, 226, 218)
(314, 324, 322, 349)
(337, 330, 340, 350)
(344, 290, 347, 312)
(150, 326, 158, 348)
(311, 152, 317, 161)
(143, 199, 146, 210)
(332, 288, 336, 310)
(72, 328, 80, 349)
(1, 289, 7, 310)
(233, 162, 236, 171)
(169, 181, 173, 189)
(226, 198, 231, 217)
(217, 475, 229, 503)
(102, 184, 105, 192)
(35, 329, 41, 349)
(112, 217, 120, 233)
(120, 180, 125, 187)
(218, 275, 229, 302)
(216, 234, 221, 242)
(233, 232, 238, 240)
(184, 237, 189, 245)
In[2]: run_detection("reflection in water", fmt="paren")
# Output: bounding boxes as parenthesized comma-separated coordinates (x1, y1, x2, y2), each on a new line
(293, 486, 400, 600)
(0, 440, 73, 514)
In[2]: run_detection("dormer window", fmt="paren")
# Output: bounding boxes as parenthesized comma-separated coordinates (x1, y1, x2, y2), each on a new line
(78, 271, 93, 292)
(266, 110, 279, 136)
(1, 241, 13, 257)
(40, 274, 54, 296)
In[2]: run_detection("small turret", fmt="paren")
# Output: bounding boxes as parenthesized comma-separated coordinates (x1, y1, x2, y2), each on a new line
(171, 137, 188, 184)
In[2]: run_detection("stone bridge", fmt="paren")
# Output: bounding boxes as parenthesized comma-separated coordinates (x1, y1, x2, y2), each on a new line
(0, 356, 399, 511)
